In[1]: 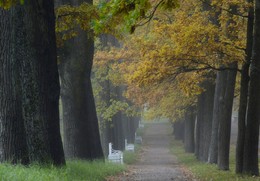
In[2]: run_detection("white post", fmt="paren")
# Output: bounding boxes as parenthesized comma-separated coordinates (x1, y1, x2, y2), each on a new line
(125, 139, 127, 149)
(109, 143, 112, 155)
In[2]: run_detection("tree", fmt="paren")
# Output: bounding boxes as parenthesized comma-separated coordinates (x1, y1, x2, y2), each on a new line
(236, 0, 253, 173)
(184, 107, 195, 153)
(57, 0, 104, 160)
(196, 79, 215, 162)
(0, 7, 29, 165)
(0, 0, 65, 165)
(16, 1, 65, 165)
(217, 62, 237, 170)
(243, 0, 260, 175)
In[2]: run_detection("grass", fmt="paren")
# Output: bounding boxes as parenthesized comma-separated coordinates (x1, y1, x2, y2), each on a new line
(123, 144, 141, 164)
(0, 160, 125, 181)
(171, 139, 260, 181)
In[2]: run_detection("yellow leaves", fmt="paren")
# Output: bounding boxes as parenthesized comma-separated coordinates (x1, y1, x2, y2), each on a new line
(0, 0, 19, 9)
(177, 72, 205, 97)
(92, 0, 249, 122)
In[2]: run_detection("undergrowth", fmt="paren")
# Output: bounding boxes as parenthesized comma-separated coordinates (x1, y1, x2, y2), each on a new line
(123, 144, 141, 164)
(0, 160, 125, 181)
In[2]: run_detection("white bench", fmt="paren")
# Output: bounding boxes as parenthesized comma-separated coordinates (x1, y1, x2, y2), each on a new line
(139, 122, 144, 128)
(108, 143, 123, 164)
(125, 139, 135, 152)
(135, 133, 142, 144)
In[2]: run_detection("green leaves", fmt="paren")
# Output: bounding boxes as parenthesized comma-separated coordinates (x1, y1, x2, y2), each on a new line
(56, 0, 179, 39)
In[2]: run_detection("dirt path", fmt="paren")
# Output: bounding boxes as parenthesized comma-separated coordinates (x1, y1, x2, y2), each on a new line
(110, 122, 194, 181)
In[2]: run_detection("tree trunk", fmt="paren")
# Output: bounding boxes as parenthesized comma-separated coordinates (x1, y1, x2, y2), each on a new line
(98, 69, 111, 156)
(184, 107, 195, 153)
(236, 0, 253, 173)
(59, 30, 104, 160)
(208, 70, 227, 163)
(243, 0, 260, 175)
(127, 116, 136, 143)
(14, 1, 65, 165)
(202, 80, 215, 162)
(196, 80, 215, 162)
(195, 111, 200, 159)
(0, 8, 29, 165)
(217, 63, 237, 170)
(58, 0, 104, 160)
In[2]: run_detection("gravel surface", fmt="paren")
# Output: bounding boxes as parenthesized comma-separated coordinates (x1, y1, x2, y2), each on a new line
(108, 122, 195, 181)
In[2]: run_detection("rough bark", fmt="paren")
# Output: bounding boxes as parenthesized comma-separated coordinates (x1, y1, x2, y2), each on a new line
(236, 0, 253, 173)
(243, 0, 260, 175)
(0, 8, 29, 164)
(217, 63, 237, 170)
(17, 1, 65, 165)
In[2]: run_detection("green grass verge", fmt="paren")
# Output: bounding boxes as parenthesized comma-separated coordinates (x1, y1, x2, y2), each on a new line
(171, 139, 260, 181)
(0, 160, 125, 181)
(123, 144, 141, 164)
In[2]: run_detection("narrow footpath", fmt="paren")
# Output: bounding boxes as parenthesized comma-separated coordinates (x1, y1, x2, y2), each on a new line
(110, 122, 195, 181)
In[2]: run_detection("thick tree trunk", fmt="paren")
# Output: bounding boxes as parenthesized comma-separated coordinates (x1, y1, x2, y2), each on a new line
(59, 31, 104, 160)
(184, 107, 195, 153)
(58, 0, 104, 160)
(243, 0, 260, 175)
(196, 80, 215, 162)
(208, 70, 227, 163)
(0, 8, 29, 165)
(14, 1, 65, 165)
(217, 63, 237, 170)
(202, 81, 215, 162)
(236, 0, 253, 173)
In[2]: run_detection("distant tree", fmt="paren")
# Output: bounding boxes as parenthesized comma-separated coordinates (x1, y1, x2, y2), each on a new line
(184, 107, 195, 153)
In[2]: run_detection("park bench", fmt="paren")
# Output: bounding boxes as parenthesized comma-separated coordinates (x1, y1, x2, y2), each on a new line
(135, 133, 143, 144)
(139, 122, 144, 128)
(108, 143, 123, 164)
(125, 139, 135, 152)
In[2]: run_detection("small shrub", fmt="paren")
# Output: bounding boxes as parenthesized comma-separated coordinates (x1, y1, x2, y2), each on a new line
(123, 145, 141, 164)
